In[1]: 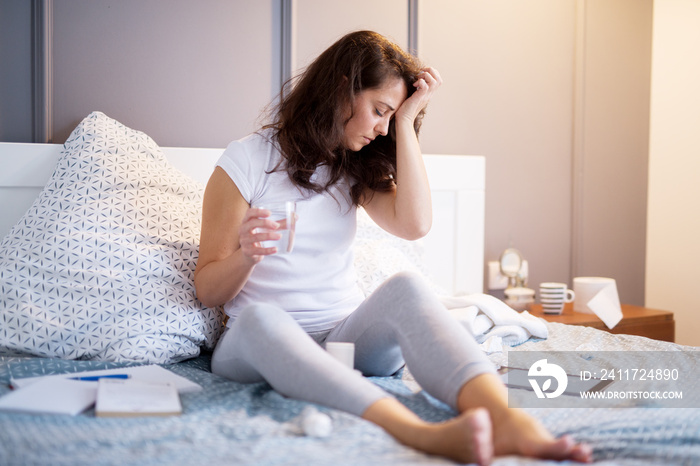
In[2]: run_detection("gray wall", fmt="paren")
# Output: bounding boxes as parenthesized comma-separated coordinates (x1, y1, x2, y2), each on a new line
(417, 0, 651, 304)
(0, 0, 652, 304)
(574, 0, 651, 308)
(51, 0, 277, 147)
(419, 0, 577, 295)
(0, 0, 33, 142)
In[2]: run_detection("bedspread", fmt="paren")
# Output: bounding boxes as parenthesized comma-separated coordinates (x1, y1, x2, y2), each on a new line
(490, 323, 700, 466)
(0, 322, 698, 466)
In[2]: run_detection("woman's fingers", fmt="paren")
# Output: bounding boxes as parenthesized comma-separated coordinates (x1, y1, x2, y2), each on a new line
(423, 66, 443, 86)
(397, 66, 442, 122)
(239, 208, 281, 259)
(415, 67, 442, 94)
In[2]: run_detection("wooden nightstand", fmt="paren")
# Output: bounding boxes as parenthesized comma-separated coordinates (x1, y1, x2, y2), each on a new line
(530, 303, 675, 342)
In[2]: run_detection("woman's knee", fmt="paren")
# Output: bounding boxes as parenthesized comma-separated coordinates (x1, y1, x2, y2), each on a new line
(382, 271, 435, 302)
(213, 304, 294, 382)
(383, 270, 423, 288)
(368, 271, 443, 322)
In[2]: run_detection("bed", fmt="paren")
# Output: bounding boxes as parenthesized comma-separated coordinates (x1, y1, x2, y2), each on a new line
(0, 112, 698, 465)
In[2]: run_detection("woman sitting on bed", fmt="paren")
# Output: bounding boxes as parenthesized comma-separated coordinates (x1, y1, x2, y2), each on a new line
(194, 30, 591, 465)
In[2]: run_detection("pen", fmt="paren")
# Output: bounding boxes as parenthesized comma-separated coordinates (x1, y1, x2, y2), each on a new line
(68, 374, 130, 381)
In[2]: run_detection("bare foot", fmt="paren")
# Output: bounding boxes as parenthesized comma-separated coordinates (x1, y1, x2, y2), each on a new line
(414, 408, 493, 465)
(493, 409, 592, 463)
(364, 398, 493, 464)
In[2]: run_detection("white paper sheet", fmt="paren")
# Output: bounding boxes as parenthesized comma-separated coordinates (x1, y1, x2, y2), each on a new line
(10, 364, 202, 394)
(0, 378, 96, 415)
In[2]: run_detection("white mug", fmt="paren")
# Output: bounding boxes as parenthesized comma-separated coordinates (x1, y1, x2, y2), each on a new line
(539, 282, 575, 315)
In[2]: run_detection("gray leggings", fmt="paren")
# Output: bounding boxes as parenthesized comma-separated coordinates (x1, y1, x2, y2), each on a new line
(211, 271, 495, 417)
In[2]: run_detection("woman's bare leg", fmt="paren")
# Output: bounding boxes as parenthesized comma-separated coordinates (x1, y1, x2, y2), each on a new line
(363, 398, 493, 465)
(457, 373, 593, 463)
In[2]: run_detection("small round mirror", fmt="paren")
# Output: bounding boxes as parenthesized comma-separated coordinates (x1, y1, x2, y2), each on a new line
(499, 248, 523, 285)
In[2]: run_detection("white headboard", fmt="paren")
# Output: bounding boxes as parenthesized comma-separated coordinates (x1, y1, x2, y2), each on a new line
(0, 143, 485, 295)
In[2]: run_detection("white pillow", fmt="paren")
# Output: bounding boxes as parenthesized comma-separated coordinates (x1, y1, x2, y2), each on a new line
(0, 112, 224, 363)
(354, 208, 442, 296)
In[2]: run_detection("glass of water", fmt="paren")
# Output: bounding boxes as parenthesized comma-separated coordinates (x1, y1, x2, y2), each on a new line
(254, 201, 296, 254)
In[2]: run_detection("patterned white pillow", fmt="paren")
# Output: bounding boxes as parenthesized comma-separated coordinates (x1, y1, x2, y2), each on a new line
(354, 208, 444, 296)
(0, 112, 224, 363)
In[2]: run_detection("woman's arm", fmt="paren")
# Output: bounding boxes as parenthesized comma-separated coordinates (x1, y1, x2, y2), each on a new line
(193, 167, 279, 308)
(362, 67, 442, 241)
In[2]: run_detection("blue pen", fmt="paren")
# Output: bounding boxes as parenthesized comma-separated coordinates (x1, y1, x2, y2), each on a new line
(68, 374, 130, 381)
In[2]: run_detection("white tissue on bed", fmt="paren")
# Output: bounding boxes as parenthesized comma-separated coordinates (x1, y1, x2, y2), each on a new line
(297, 406, 332, 438)
(479, 335, 504, 354)
(441, 294, 548, 353)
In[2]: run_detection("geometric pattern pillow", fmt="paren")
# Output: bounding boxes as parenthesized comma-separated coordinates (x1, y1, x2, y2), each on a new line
(353, 207, 445, 297)
(0, 112, 224, 363)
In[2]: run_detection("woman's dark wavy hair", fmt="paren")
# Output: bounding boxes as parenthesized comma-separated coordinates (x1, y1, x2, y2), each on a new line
(262, 30, 425, 206)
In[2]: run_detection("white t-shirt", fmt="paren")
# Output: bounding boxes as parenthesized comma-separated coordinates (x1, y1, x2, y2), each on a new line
(216, 130, 365, 332)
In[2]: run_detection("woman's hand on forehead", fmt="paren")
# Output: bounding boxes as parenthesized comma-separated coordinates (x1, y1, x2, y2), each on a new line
(395, 67, 442, 124)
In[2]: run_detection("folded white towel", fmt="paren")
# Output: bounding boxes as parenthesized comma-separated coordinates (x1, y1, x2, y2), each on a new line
(440, 294, 548, 353)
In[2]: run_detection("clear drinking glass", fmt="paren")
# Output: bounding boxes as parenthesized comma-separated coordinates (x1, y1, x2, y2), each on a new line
(254, 201, 296, 254)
